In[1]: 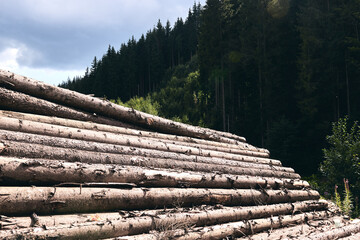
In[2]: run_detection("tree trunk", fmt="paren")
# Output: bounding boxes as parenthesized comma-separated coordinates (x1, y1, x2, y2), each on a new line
(114, 211, 330, 240)
(0, 201, 327, 239)
(0, 69, 246, 143)
(1, 212, 124, 230)
(0, 130, 292, 173)
(303, 221, 360, 240)
(0, 110, 269, 157)
(0, 116, 280, 166)
(0, 87, 136, 129)
(0, 186, 319, 216)
(0, 157, 308, 189)
(0, 141, 300, 179)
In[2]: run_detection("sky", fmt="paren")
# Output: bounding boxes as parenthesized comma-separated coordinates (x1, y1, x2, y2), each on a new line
(0, 0, 205, 85)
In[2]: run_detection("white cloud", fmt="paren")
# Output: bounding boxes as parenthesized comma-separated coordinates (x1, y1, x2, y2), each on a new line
(15, 67, 84, 86)
(0, 0, 206, 85)
(0, 46, 83, 85)
(0, 38, 44, 67)
(0, 47, 19, 70)
(7, 0, 161, 27)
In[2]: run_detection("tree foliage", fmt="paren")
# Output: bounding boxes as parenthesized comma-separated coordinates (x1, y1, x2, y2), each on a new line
(111, 96, 160, 116)
(320, 117, 360, 196)
(60, 0, 360, 176)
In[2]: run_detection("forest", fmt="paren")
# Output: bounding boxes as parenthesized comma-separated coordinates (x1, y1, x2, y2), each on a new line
(59, 0, 360, 181)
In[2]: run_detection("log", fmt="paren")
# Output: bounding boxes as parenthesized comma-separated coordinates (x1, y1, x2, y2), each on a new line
(0, 87, 137, 129)
(0, 141, 300, 179)
(0, 130, 293, 173)
(0, 212, 124, 230)
(0, 186, 319, 216)
(0, 116, 281, 166)
(302, 221, 360, 240)
(0, 69, 246, 143)
(113, 211, 331, 240)
(0, 110, 269, 157)
(340, 232, 360, 240)
(0, 201, 328, 239)
(0, 157, 309, 189)
(237, 215, 345, 240)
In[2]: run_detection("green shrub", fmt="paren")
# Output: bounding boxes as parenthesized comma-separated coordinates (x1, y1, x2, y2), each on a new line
(319, 117, 360, 217)
(111, 95, 160, 116)
(320, 117, 360, 197)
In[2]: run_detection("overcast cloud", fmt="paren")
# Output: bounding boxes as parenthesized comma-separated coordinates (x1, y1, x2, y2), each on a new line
(0, 0, 205, 85)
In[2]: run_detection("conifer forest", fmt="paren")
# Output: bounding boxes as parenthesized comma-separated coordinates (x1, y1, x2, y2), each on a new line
(60, 0, 360, 177)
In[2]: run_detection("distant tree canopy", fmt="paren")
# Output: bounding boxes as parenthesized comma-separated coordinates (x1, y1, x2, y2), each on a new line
(61, 3, 201, 101)
(60, 0, 360, 176)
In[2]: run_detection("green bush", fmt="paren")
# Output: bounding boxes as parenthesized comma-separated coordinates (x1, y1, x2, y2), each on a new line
(320, 117, 360, 204)
(111, 95, 160, 116)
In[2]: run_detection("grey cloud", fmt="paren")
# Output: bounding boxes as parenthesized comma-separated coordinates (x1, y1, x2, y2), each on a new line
(0, 0, 205, 71)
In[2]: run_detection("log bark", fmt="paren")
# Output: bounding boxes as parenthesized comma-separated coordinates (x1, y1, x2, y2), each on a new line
(0, 212, 124, 230)
(0, 110, 269, 157)
(0, 130, 293, 173)
(114, 211, 330, 240)
(302, 221, 360, 240)
(0, 201, 327, 239)
(340, 232, 360, 240)
(0, 116, 281, 166)
(0, 69, 246, 143)
(0, 141, 300, 179)
(236, 215, 344, 240)
(0, 87, 137, 129)
(0, 157, 308, 189)
(0, 186, 319, 216)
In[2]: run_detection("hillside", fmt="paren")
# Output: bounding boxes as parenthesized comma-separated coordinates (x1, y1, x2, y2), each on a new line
(59, 0, 360, 176)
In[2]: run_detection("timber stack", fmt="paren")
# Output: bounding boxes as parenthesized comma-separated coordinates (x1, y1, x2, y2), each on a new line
(0, 68, 358, 239)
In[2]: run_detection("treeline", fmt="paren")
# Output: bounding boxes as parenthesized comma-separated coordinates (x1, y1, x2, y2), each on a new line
(61, 3, 201, 100)
(60, 0, 360, 176)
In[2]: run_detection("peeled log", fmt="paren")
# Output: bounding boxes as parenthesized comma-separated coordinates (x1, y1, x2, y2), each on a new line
(0, 201, 327, 239)
(0, 186, 319, 216)
(115, 211, 330, 240)
(0, 69, 245, 143)
(0, 141, 300, 179)
(0, 110, 268, 157)
(0, 130, 293, 173)
(0, 157, 309, 189)
(0, 116, 280, 166)
(0, 87, 136, 129)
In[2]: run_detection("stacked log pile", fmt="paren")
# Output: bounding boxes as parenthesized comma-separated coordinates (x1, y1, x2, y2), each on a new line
(0, 69, 355, 239)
